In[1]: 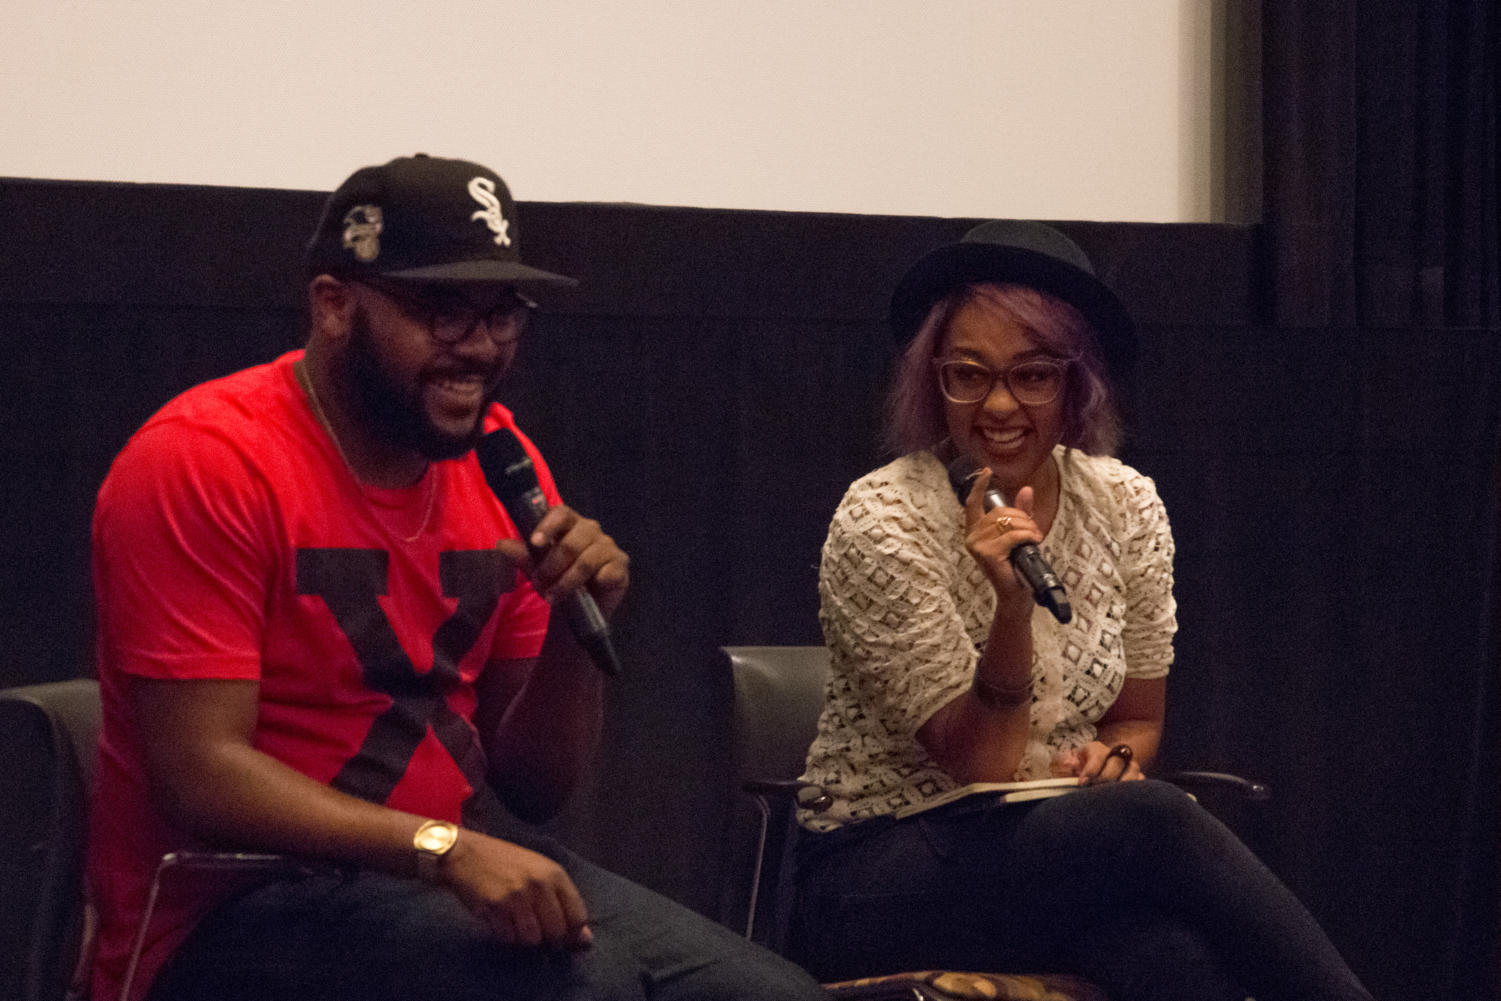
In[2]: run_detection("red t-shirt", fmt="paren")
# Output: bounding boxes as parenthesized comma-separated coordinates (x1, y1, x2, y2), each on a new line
(88, 351, 558, 1001)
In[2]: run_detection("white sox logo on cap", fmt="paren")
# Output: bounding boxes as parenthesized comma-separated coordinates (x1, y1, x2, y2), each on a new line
(467, 177, 512, 247)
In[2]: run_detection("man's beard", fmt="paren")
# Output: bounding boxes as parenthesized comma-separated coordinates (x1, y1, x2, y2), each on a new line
(337, 307, 496, 461)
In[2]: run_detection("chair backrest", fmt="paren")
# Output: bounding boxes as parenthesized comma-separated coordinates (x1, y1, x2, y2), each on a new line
(725, 645, 831, 785)
(0, 679, 101, 1001)
(717, 645, 830, 949)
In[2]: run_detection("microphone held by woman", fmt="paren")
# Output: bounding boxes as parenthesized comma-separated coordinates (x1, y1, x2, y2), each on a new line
(946, 453, 1071, 623)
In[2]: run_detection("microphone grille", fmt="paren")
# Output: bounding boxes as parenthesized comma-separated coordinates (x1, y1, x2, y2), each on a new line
(475, 430, 538, 500)
(945, 453, 983, 502)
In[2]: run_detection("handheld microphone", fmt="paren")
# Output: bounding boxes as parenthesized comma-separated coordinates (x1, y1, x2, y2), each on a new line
(945, 454, 1072, 624)
(474, 430, 622, 677)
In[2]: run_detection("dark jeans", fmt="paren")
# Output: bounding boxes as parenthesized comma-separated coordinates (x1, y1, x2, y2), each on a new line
(791, 780, 1375, 1001)
(148, 823, 823, 1001)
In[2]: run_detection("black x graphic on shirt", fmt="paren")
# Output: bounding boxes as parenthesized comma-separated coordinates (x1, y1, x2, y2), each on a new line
(297, 547, 517, 828)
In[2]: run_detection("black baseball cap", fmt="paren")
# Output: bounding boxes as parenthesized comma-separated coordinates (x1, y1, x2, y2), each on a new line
(889, 220, 1136, 379)
(305, 154, 577, 290)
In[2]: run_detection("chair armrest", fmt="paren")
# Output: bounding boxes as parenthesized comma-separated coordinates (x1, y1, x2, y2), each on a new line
(1159, 770, 1271, 801)
(120, 852, 322, 1001)
(157, 851, 317, 872)
(743, 779, 832, 813)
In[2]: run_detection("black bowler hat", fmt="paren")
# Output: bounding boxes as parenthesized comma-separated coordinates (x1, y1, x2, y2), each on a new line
(305, 154, 577, 290)
(888, 220, 1136, 378)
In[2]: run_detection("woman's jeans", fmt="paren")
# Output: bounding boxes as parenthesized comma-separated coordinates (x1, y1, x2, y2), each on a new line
(791, 779, 1375, 1001)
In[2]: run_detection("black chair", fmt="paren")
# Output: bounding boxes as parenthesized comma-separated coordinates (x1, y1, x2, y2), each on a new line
(719, 645, 1269, 1001)
(0, 680, 299, 1001)
(0, 679, 100, 1001)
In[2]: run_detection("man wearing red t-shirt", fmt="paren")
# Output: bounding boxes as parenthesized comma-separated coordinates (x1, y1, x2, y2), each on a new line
(88, 154, 824, 1001)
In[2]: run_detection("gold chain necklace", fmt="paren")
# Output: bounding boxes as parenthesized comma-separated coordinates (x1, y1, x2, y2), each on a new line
(295, 359, 436, 544)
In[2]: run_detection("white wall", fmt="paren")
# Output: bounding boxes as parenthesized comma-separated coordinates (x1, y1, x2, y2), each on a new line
(0, 1, 1214, 222)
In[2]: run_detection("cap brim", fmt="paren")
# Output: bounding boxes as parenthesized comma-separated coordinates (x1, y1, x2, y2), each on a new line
(889, 242, 1136, 377)
(380, 259, 579, 289)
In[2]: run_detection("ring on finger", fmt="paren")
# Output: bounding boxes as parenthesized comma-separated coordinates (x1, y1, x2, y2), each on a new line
(996, 515, 1013, 532)
(1105, 743, 1133, 765)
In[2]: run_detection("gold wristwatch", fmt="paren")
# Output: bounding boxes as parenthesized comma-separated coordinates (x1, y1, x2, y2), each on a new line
(413, 819, 459, 881)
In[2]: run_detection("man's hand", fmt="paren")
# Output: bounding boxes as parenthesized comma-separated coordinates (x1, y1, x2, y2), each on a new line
(495, 504, 629, 617)
(439, 829, 592, 950)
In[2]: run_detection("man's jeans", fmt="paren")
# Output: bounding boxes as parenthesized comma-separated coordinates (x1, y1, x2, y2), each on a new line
(149, 822, 823, 1001)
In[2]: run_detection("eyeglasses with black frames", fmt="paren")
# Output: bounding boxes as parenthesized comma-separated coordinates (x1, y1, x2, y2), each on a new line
(933, 357, 1072, 406)
(358, 279, 535, 347)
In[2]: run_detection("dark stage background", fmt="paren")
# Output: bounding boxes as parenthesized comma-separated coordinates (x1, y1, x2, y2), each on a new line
(2, 4, 1498, 998)
(1, 180, 1496, 1001)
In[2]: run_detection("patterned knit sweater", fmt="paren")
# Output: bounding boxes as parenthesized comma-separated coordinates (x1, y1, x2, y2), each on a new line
(801, 447, 1176, 831)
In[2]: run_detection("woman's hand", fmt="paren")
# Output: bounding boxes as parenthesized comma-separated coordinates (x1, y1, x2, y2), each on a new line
(1051, 741, 1144, 784)
(962, 468, 1042, 613)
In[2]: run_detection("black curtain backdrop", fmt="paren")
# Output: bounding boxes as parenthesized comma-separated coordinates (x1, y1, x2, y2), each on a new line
(1262, 0, 1499, 328)
(0, 7, 1497, 998)
(1258, 2, 1500, 997)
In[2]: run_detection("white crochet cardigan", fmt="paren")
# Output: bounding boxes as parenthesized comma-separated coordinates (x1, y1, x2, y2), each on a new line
(801, 447, 1177, 831)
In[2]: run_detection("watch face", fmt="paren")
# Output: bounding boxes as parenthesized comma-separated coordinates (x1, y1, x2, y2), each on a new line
(415, 821, 457, 854)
